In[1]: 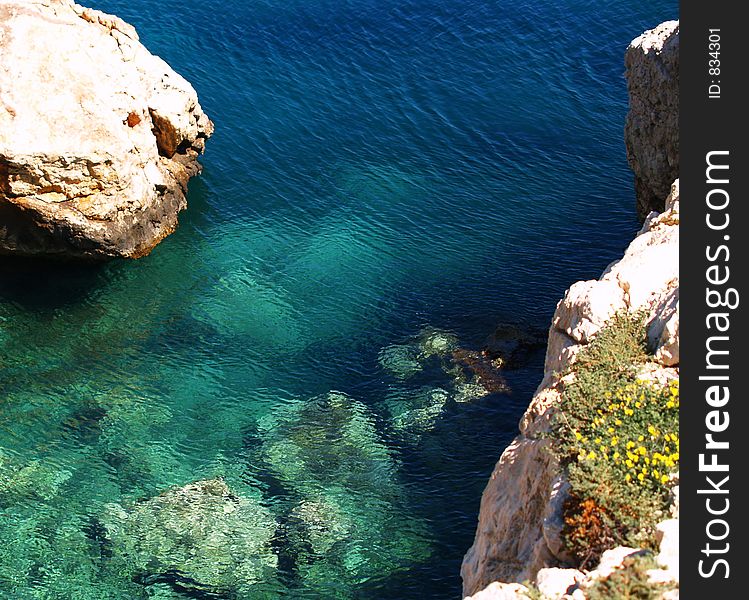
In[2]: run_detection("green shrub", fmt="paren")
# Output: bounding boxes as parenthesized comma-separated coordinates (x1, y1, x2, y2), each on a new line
(553, 312, 679, 567)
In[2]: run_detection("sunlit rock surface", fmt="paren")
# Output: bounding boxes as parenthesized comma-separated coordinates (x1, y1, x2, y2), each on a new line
(0, 0, 213, 259)
(624, 20, 679, 218)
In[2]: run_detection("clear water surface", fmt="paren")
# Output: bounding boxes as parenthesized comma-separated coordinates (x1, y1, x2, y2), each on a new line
(0, 1, 676, 598)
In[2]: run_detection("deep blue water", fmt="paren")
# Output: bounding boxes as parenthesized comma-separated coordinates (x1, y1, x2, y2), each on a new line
(0, 1, 676, 598)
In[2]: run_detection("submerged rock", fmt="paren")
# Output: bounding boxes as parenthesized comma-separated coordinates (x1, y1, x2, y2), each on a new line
(384, 386, 451, 436)
(380, 324, 528, 420)
(418, 327, 460, 358)
(282, 487, 430, 596)
(256, 391, 430, 593)
(482, 324, 547, 369)
(103, 478, 278, 595)
(378, 343, 424, 380)
(258, 391, 397, 494)
(453, 380, 492, 404)
(379, 327, 460, 380)
(193, 265, 304, 352)
(0, 508, 149, 599)
(285, 495, 354, 557)
(451, 349, 510, 396)
(0, 1, 213, 259)
(0, 450, 72, 505)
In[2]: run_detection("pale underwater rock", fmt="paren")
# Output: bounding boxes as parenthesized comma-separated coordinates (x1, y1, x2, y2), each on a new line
(0, 0, 213, 259)
(379, 324, 517, 455)
(454, 381, 492, 403)
(0, 509, 147, 599)
(103, 478, 278, 596)
(285, 488, 431, 595)
(258, 391, 397, 494)
(378, 343, 424, 380)
(384, 386, 451, 437)
(379, 325, 513, 400)
(0, 450, 73, 505)
(418, 327, 460, 358)
(193, 265, 304, 353)
(255, 391, 431, 593)
(378, 327, 459, 380)
(94, 389, 193, 492)
(285, 494, 354, 556)
(197, 215, 399, 353)
(138, 583, 187, 599)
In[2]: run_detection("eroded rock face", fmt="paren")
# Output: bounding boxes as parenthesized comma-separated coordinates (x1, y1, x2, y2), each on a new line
(255, 391, 431, 593)
(624, 20, 679, 218)
(0, 0, 213, 259)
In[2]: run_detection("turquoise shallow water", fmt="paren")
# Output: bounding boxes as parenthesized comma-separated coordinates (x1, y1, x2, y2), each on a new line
(1, 0, 676, 598)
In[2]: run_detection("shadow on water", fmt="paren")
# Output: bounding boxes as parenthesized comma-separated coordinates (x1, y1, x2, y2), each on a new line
(0, 176, 214, 312)
(0, 256, 109, 311)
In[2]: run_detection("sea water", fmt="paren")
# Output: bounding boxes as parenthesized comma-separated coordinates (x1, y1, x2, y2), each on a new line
(0, 0, 676, 597)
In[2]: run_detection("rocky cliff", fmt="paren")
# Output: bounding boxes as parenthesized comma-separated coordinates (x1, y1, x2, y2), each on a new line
(461, 21, 680, 600)
(0, 0, 213, 259)
(461, 182, 679, 599)
(624, 21, 679, 218)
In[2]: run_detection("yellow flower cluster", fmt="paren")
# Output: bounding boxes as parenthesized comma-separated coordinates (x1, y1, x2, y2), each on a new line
(573, 378, 679, 489)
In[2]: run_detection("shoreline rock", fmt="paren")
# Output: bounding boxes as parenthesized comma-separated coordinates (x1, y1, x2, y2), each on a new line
(461, 180, 680, 599)
(462, 17, 680, 593)
(624, 20, 679, 218)
(0, 0, 213, 260)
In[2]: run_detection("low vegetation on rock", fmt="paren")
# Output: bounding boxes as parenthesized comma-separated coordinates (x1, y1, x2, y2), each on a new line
(553, 312, 679, 568)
